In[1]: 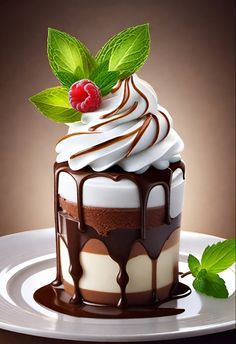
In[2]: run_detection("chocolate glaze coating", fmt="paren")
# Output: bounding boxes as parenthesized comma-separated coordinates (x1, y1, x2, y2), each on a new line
(34, 161, 191, 318)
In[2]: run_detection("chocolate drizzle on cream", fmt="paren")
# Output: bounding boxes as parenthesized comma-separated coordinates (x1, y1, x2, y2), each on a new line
(159, 110, 171, 140)
(34, 161, 191, 318)
(100, 78, 131, 120)
(92, 101, 138, 128)
(111, 79, 122, 93)
(69, 113, 162, 160)
(67, 75, 170, 159)
(131, 75, 149, 117)
(88, 76, 151, 131)
(57, 131, 100, 145)
(94, 78, 131, 123)
(55, 75, 178, 173)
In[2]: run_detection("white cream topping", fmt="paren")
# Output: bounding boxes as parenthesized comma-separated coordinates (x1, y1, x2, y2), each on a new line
(56, 74, 184, 173)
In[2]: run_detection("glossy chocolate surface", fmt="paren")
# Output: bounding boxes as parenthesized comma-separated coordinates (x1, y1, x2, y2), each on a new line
(34, 161, 191, 318)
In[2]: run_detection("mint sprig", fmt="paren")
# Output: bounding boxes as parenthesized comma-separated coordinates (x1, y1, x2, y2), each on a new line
(47, 28, 96, 83)
(91, 61, 120, 96)
(30, 24, 150, 123)
(57, 66, 85, 89)
(29, 87, 82, 123)
(193, 270, 229, 298)
(96, 24, 150, 79)
(187, 239, 236, 298)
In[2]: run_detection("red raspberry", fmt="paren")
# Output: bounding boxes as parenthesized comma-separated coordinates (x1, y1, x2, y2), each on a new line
(69, 79, 102, 113)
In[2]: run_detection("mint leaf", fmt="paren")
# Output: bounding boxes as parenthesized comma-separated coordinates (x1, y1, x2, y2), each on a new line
(201, 239, 236, 273)
(29, 87, 81, 123)
(57, 66, 84, 89)
(186, 239, 236, 299)
(188, 254, 201, 277)
(47, 28, 96, 85)
(91, 61, 120, 96)
(96, 24, 150, 79)
(193, 270, 229, 298)
(57, 71, 77, 88)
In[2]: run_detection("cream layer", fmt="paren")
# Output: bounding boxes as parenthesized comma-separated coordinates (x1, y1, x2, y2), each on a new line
(58, 168, 184, 218)
(59, 238, 179, 294)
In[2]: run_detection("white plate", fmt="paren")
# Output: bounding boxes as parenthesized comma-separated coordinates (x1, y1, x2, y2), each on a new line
(0, 229, 235, 342)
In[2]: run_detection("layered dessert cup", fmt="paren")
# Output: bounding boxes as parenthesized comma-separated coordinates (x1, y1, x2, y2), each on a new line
(54, 160, 185, 307)
(30, 25, 190, 317)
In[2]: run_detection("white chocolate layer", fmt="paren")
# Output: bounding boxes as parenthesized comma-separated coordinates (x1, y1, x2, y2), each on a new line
(58, 168, 184, 218)
(60, 238, 179, 293)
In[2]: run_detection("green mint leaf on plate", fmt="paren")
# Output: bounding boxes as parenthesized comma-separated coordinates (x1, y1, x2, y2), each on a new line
(187, 239, 236, 298)
(188, 254, 201, 277)
(201, 239, 236, 273)
(91, 61, 120, 96)
(29, 87, 81, 123)
(96, 23, 150, 79)
(47, 28, 96, 85)
(193, 270, 229, 298)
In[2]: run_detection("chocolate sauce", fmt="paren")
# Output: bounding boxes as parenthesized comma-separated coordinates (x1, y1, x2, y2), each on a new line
(34, 282, 190, 318)
(65, 76, 171, 161)
(70, 126, 140, 160)
(92, 78, 130, 125)
(126, 114, 152, 157)
(34, 161, 191, 318)
(89, 75, 149, 129)
(131, 75, 149, 116)
(159, 110, 171, 140)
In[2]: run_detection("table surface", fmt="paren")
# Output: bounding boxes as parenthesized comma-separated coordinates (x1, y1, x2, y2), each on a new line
(0, 329, 235, 344)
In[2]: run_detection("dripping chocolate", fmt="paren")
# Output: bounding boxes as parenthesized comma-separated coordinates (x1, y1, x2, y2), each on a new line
(34, 161, 191, 318)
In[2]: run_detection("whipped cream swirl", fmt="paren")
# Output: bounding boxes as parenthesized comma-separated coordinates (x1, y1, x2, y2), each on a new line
(56, 74, 184, 173)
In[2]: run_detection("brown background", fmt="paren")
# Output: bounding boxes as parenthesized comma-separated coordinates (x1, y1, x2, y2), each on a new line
(0, 0, 235, 238)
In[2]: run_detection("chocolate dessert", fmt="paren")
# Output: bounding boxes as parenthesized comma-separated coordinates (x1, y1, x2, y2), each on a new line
(30, 24, 190, 318)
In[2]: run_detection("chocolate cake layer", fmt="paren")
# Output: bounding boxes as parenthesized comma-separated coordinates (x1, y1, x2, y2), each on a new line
(59, 196, 166, 235)
(59, 228, 180, 256)
(82, 229, 179, 255)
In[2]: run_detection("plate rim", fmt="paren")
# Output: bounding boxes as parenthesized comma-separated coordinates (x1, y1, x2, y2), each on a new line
(0, 228, 235, 342)
(0, 317, 235, 342)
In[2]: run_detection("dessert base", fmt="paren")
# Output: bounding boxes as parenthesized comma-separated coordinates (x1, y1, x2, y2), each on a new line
(34, 211, 191, 318)
(33, 161, 191, 318)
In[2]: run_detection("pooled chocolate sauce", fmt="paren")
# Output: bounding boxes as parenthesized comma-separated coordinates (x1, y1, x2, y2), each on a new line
(34, 161, 191, 318)
(34, 282, 190, 318)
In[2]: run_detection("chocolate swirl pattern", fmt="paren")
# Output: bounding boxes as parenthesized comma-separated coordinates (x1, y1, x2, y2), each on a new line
(56, 74, 184, 172)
